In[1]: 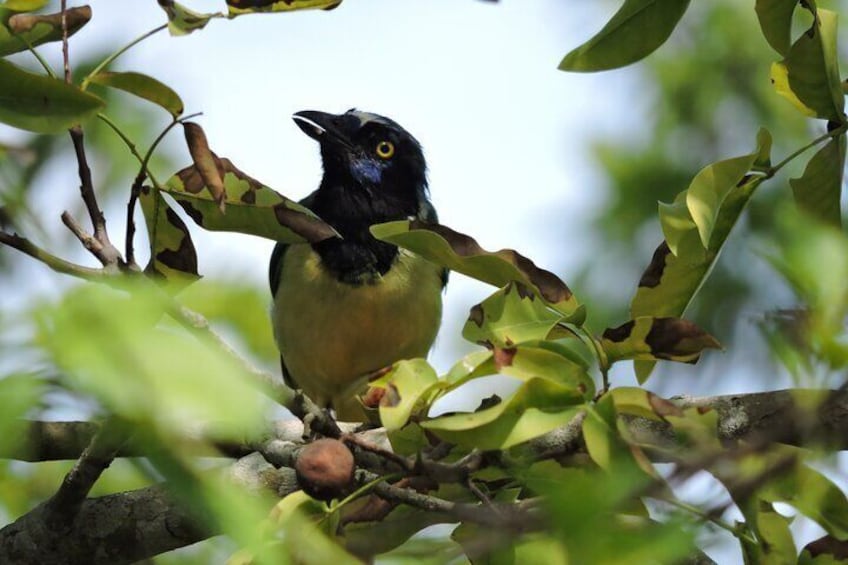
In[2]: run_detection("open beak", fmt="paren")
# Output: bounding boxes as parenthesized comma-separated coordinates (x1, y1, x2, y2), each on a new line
(292, 110, 353, 149)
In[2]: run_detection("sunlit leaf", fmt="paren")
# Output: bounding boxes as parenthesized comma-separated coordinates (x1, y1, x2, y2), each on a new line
(422, 377, 584, 450)
(0, 6, 90, 56)
(227, 0, 343, 16)
(374, 358, 440, 431)
(790, 135, 845, 228)
(558, 0, 691, 72)
(608, 387, 681, 421)
(372, 220, 584, 323)
(0, 0, 48, 11)
(139, 185, 200, 290)
(158, 0, 218, 36)
(774, 9, 844, 121)
(462, 282, 566, 349)
(89, 71, 184, 118)
(755, 0, 801, 56)
(164, 154, 338, 244)
(600, 316, 721, 364)
(0, 59, 104, 133)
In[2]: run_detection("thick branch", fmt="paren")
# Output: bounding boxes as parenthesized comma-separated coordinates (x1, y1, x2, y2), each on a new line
(0, 453, 298, 565)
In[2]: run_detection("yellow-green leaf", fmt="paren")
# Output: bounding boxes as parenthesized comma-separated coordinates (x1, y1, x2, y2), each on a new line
(559, 0, 690, 72)
(375, 358, 441, 431)
(372, 220, 584, 323)
(601, 316, 721, 364)
(0, 59, 104, 134)
(227, 0, 343, 16)
(89, 71, 184, 118)
(138, 185, 200, 291)
(159, 0, 217, 36)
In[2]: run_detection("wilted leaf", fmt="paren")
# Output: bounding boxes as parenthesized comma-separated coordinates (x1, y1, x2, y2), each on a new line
(164, 155, 337, 243)
(372, 220, 583, 323)
(422, 377, 584, 450)
(0, 59, 104, 133)
(558, 0, 691, 72)
(790, 135, 845, 228)
(227, 0, 343, 16)
(89, 71, 184, 118)
(600, 316, 721, 364)
(374, 359, 440, 431)
(158, 0, 217, 36)
(138, 185, 200, 290)
(462, 282, 566, 349)
(755, 0, 801, 56)
(0, 6, 90, 56)
(183, 122, 225, 211)
(774, 9, 844, 121)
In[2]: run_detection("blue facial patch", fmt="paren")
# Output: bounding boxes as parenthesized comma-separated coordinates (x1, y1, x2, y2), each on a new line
(350, 157, 383, 184)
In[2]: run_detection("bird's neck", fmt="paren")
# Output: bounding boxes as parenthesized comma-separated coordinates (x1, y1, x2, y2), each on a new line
(309, 180, 421, 285)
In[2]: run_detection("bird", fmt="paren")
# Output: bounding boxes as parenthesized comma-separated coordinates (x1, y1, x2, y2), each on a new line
(269, 109, 447, 421)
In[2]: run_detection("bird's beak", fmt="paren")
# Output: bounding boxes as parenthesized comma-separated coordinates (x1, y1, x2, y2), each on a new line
(292, 110, 353, 149)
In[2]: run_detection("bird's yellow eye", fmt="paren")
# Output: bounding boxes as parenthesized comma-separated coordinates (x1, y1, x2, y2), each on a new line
(375, 140, 395, 159)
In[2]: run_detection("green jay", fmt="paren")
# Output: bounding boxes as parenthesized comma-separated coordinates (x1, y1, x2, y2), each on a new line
(269, 109, 447, 421)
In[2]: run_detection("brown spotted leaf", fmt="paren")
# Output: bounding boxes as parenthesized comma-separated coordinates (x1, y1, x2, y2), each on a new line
(371, 358, 441, 431)
(158, 0, 217, 36)
(601, 316, 721, 365)
(138, 185, 200, 291)
(182, 122, 225, 212)
(371, 220, 584, 323)
(227, 0, 342, 15)
(0, 6, 90, 57)
(163, 155, 337, 244)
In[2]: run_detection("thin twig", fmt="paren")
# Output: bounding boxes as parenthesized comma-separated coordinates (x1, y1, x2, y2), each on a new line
(61, 0, 70, 83)
(80, 24, 168, 91)
(0, 230, 108, 280)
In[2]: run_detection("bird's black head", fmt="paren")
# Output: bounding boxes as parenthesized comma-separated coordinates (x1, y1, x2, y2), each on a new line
(292, 109, 436, 284)
(293, 109, 429, 226)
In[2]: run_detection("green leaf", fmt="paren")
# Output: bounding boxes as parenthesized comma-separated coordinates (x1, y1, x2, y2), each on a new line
(498, 344, 595, 396)
(608, 387, 682, 421)
(558, 0, 691, 72)
(0, 374, 43, 457)
(0, 59, 104, 134)
(375, 358, 440, 431)
(600, 316, 721, 364)
(164, 155, 338, 243)
(0, 6, 90, 57)
(422, 378, 584, 450)
(35, 284, 266, 438)
(686, 149, 764, 248)
(0, 0, 48, 11)
(442, 349, 496, 387)
(630, 131, 770, 382)
(658, 193, 704, 260)
(159, 1, 217, 36)
(138, 185, 200, 290)
(462, 282, 566, 349)
(775, 9, 844, 121)
(755, 0, 801, 56)
(227, 0, 343, 16)
(790, 135, 845, 228)
(372, 220, 584, 323)
(739, 501, 797, 565)
(89, 71, 183, 118)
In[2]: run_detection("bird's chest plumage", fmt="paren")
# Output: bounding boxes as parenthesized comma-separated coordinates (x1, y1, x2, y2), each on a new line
(271, 243, 443, 407)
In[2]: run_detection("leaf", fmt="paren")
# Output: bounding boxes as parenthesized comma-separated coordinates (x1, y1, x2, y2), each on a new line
(371, 220, 584, 323)
(138, 185, 200, 291)
(89, 71, 184, 118)
(774, 9, 844, 121)
(421, 378, 584, 450)
(600, 316, 721, 364)
(755, 0, 801, 56)
(227, 0, 343, 16)
(608, 387, 681, 421)
(0, 6, 90, 56)
(0, 0, 48, 11)
(163, 155, 337, 243)
(0, 59, 104, 134)
(374, 359, 440, 431)
(739, 501, 797, 565)
(498, 344, 595, 396)
(558, 0, 691, 72)
(183, 122, 226, 211)
(158, 0, 217, 36)
(442, 349, 496, 387)
(630, 131, 770, 382)
(790, 135, 845, 228)
(462, 282, 566, 349)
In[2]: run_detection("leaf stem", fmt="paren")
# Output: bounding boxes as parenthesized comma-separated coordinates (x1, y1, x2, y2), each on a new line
(80, 23, 168, 91)
(661, 496, 757, 545)
(760, 124, 848, 178)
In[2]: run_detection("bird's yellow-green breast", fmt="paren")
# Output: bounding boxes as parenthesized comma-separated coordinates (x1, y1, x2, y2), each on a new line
(271, 243, 443, 417)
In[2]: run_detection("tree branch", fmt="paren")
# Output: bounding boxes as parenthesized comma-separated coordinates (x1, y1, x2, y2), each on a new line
(0, 453, 297, 565)
(0, 230, 110, 280)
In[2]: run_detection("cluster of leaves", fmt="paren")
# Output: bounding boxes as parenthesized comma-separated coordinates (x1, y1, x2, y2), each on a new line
(0, 1, 847, 564)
